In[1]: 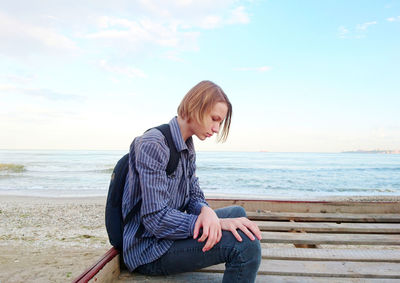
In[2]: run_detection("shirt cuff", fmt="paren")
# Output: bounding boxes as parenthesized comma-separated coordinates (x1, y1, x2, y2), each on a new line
(194, 202, 208, 216)
(188, 214, 198, 236)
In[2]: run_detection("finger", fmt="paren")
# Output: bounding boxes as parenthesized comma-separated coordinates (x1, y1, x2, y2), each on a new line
(203, 229, 217, 252)
(231, 229, 242, 242)
(248, 223, 262, 240)
(193, 220, 200, 239)
(203, 234, 213, 252)
(198, 226, 209, 242)
(239, 225, 255, 241)
(217, 228, 222, 243)
(240, 218, 261, 240)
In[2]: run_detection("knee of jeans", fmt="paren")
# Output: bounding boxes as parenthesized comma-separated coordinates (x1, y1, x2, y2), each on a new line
(239, 231, 261, 262)
(230, 205, 247, 218)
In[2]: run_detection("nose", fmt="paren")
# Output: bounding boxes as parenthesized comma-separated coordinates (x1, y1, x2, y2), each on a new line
(212, 122, 220, 134)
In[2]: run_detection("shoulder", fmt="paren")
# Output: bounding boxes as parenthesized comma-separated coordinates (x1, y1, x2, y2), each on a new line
(134, 128, 169, 160)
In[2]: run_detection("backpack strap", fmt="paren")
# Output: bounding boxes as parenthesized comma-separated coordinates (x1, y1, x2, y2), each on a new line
(124, 123, 181, 238)
(155, 124, 180, 176)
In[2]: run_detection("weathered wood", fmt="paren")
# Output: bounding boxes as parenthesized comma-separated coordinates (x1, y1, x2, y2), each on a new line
(248, 211, 400, 222)
(73, 248, 119, 283)
(116, 271, 400, 282)
(89, 254, 120, 283)
(256, 221, 400, 233)
(207, 198, 400, 214)
(261, 247, 400, 262)
(203, 260, 400, 278)
(260, 231, 400, 245)
(116, 271, 223, 282)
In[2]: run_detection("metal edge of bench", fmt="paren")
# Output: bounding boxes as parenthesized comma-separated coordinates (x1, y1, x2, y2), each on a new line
(72, 248, 119, 283)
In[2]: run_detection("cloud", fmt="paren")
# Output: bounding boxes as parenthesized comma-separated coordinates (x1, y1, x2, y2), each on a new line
(0, 1, 252, 60)
(228, 6, 250, 24)
(0, 12, 78, 57)
(338, 21, 377, 39)
(356, 21, 377, 31)
(338, 26, 350, 38)
(198, 6, 250, 29)
(0, 84, 83, 101)
(98, 60, 147, 78)
(199, 15, 223, 29)
(0, 105, 77, 123)
(84, 4, 249, 53)
(387, 16, 400, 22)
(85, 16, 196, 51)
(234, 66, 271, 72)
(0, 74, 36, 84)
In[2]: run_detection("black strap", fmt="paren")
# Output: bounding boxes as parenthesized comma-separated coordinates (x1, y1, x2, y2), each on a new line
(155, 124, 180, 176)
(124, 123, 181, 238)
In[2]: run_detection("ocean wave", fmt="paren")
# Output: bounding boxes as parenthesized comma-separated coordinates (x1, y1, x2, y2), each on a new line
(198, 166, 400, 173)
(0, 163, 26, 173)
(93, 168, 114, 174)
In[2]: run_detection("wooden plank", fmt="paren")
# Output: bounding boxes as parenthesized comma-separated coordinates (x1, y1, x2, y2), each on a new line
(89, 254, 120, 283)
(260, 232, 400, 245)
(203, 260, 400, 278)
(256, 221, 400, 233)
(206, 198, 400, 214)
(248, 211, 400, 222)
(116, 271, 400, 282)
(261, 247, 400, 262)
(117, 271, 223, 282)
(73, 247, 119, 283)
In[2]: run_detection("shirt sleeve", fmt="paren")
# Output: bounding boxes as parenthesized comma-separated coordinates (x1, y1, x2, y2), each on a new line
(186, 153, 209, 215)
(135, 136, 198, 240)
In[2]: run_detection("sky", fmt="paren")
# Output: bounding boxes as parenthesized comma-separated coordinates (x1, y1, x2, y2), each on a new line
(1, 0, 399, 152)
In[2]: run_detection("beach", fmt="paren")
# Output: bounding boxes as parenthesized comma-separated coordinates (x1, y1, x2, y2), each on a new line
(0, 195, 110, 283)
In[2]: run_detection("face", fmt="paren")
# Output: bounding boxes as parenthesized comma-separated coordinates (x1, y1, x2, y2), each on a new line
(190, 102, 228, 141)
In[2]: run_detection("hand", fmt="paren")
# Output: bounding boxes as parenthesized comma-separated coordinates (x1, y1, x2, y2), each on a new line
(220, 217, 262, 242)
(193, 206, 222, 252)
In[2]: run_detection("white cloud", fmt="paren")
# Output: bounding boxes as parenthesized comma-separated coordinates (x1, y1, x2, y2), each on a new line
(84, 3, 249, 53)
(338, 26, 349, 38)
(85, 15, 200, 54)
(356, 21, 377, 31)
(387, 16, 400, 22)
(228, 6, 250, 24)
(234, 66, 271, 72)
(98, 60, 147, 78)
(0, 74, 36, 84)
(200, 15, 223, 29)
(0, 1, 251, 61)
(0, 12, 78, 57)
(0, 84, 82, 101)
(338, 20, 377, 39)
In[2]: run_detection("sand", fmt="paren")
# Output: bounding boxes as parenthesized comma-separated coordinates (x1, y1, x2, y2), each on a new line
(0, 195, 110, 283)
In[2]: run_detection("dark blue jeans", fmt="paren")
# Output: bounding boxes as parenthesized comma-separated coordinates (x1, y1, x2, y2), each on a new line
(136, 206, 261, 283)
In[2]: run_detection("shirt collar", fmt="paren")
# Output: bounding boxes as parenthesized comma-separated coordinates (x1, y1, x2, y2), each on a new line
(169, 117, 190, 152)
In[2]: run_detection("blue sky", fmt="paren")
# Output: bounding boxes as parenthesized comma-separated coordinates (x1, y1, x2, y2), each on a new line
(1, 0, 399, 152)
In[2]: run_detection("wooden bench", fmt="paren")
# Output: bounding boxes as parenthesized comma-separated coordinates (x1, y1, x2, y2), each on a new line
(74, 198, 400, 282)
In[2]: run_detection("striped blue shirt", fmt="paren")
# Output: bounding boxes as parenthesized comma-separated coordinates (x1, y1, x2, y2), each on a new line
(122, 117, 208, 271)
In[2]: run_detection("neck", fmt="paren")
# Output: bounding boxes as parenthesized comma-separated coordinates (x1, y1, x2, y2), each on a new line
(177, 116, 192, 142)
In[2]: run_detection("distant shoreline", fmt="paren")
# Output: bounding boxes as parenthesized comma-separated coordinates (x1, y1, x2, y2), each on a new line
(342, 150, 400, 154)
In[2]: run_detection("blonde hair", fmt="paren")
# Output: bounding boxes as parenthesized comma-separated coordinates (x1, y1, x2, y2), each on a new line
(177, 80, 232, 142)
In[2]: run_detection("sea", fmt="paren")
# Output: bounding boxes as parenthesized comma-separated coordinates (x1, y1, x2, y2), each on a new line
(0, 150, 399, 198)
